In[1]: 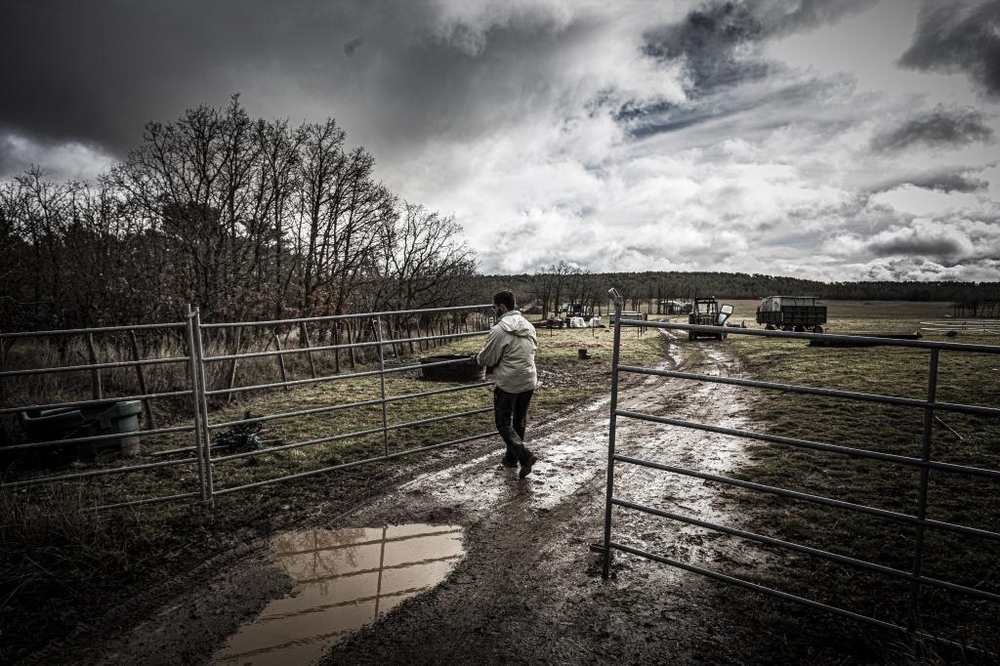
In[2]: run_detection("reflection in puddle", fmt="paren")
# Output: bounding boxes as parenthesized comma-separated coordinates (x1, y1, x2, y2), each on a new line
(213, 524, 464, 665)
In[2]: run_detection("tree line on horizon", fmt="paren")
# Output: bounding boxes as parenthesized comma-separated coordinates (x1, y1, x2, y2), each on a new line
(487, 264, 1000, 319)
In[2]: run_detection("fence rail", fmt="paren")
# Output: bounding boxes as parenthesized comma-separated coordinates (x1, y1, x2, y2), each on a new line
(0, 303, 495, 509)
(601, 288, 1000, 657)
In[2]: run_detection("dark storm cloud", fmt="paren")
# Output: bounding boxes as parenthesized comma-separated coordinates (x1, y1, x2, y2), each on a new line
(861, 219, 984, 268)
(1, 0, 425, 157)
(641, 0, 869, 95)
(0, 135, 35, 176)
(623, 71, 853, 141)
(626, 0, 870, 139)
(625, 106, 711, 138)
(900, 172, 990, 193)
(898, 0, 1000, 97)
(642, 2, 768, 94)
(868, 235, 967, 262)
(0, 0, 589, 172)
(870, 106, 995, 153)
(343, 38, 365, 57)
(870, 169, 991, 194)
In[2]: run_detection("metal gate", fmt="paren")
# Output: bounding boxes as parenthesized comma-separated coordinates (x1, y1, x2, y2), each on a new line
(601, 289, 1000, 656)
(0, 303, 494, 510)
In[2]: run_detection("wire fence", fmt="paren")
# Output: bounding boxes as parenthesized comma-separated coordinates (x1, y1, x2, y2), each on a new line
(920, 319, 1000, 335)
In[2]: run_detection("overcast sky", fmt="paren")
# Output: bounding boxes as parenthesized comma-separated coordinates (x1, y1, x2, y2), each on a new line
(3, 0, 999, 282)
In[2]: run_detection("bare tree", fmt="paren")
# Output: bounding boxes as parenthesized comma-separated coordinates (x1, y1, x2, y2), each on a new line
(367, 202, 477, 312)
(252, 117, 302, 320)
(110, 96, 295, 322)
(293, 123, 389, 323)
(532, 260, 581, 318)
(0, 169, 84, 329)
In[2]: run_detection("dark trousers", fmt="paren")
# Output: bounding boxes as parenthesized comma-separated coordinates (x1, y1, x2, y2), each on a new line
(493, 387, 534, 461)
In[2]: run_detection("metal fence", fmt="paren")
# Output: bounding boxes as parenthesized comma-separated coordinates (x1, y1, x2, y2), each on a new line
(601, 288, 1000, 656)
(0, 303, 495, 510)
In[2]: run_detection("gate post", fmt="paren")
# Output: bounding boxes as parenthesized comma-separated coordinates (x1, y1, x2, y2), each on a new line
(191, 306, 215, 505)
(602, 288, 625, 578)
(375, 316, 390, 457)
(186, 305, 209, 502)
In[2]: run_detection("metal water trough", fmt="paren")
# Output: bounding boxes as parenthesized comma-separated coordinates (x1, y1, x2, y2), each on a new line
(419, 354, 486, 382)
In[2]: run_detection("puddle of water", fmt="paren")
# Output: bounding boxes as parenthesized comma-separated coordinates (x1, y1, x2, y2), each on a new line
(212, 524, 464, 666)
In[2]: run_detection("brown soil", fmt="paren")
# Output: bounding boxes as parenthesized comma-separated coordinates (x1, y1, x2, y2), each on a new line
(11, 331, 827, 665)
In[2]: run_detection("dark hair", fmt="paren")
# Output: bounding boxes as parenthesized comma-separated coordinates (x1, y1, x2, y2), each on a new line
(493, 290, 516, 310)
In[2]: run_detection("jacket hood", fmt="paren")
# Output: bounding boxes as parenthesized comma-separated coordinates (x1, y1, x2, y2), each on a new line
(499, 311, 536, 340)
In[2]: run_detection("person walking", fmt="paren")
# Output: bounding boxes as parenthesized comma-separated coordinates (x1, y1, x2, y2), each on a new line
(471, 290, 539, 478)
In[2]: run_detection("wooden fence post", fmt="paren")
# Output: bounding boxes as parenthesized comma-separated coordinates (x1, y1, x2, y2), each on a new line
(128, 330, 155, 429)
(272, 332, 288, 388)
(225, 326, 243, 404)
(300, 322, 317, 379)
(86, 333, 103, 400)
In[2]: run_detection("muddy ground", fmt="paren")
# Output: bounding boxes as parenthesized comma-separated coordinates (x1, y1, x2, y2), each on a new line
(16, 332, 859, 665)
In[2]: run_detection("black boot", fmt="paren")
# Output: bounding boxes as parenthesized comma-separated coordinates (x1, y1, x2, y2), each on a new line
(518, 447, 537, 479)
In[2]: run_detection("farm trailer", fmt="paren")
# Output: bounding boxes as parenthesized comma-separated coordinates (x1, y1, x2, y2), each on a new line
(756, 295, 827, 332)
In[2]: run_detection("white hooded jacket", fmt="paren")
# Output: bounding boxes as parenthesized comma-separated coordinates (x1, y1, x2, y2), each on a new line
(474, 310, 538, 393)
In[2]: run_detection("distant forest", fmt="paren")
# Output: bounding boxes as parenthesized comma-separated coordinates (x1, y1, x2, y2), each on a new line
(1, 99, 996, 333)
(481, 262, 1000, 319)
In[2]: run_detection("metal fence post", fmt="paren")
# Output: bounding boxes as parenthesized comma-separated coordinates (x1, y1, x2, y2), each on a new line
(186, 305, 208, 502)
(602, 288, 625, 579)
(909, 347, 939, 630)
(192, 306, 215, 505)
(375, 316, 390, 457)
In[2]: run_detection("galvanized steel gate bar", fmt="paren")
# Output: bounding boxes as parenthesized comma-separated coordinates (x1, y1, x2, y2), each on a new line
(601, 288, 1000, 654)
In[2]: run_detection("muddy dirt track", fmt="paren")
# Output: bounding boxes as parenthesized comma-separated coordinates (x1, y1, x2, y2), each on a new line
(28, 332, 783, 665)
(321, 333, 762, 665)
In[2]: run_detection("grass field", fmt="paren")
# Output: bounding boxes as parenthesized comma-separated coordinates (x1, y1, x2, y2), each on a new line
(2, 301, 998, 662)
(710, 301, 1000, 661)
(1, 322, 665, 500)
